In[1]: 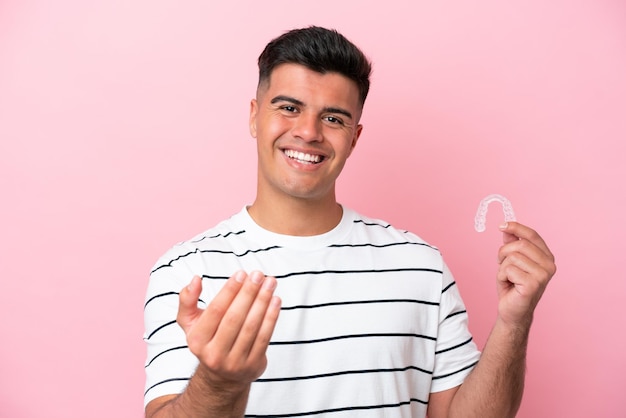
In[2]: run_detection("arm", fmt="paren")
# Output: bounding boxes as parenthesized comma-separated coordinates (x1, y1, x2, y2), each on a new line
(428, 222, 556, 418)
(146, 271, 281, 418)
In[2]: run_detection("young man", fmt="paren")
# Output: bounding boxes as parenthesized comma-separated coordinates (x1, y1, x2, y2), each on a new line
(143, 26, 556, 417)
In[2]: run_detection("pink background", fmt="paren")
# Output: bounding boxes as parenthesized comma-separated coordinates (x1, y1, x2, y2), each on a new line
(1, 1, 625, 417)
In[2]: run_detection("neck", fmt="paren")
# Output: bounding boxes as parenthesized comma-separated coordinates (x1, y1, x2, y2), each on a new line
(247, 194, 343, 236)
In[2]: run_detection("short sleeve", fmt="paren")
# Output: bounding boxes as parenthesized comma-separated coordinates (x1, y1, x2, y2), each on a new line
(430, 262, 481, 393)
(143, 246, 200, 407)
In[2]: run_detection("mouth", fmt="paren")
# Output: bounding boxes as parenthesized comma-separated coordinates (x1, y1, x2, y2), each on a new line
(283, 149, 325, 165)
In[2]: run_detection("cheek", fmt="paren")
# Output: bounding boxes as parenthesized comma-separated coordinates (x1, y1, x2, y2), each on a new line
(259, 115, 291, 139)
(332, 133, 358, 156)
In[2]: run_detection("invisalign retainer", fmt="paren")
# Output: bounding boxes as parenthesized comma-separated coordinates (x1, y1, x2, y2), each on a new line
(474, 194, 516, 232)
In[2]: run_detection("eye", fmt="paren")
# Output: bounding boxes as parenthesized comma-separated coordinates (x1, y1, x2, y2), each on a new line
(324, 115, 344, 125)
(280, 105, 298, 113)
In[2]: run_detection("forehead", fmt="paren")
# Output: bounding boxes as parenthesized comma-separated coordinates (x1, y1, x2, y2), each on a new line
(259, 63, 361, 110)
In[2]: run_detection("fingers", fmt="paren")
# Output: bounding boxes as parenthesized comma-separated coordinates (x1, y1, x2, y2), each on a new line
(176, 275, 204, 333)
(177, 271, 245, 343)
(495, 222, 557, 321)
(177, 270, 281, 382)
(214, 271, 276, 356)
(496, 251, 548, 290)
(238, 282, 281, 361)
(499, 222, 555, 265)
(197, 270, 253, 347)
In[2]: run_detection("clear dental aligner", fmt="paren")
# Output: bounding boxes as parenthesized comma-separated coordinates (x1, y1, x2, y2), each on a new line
(474, 194, 516, 232)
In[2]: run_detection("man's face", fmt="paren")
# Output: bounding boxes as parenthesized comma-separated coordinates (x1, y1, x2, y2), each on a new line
(249, 63, 363, 204)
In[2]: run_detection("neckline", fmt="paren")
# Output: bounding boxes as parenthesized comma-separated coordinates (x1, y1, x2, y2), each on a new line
(237, 205, 355, 250)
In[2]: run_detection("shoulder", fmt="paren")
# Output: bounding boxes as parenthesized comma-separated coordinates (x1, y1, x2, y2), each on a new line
(346, 207, 439, 250)
(185, 208, 249, 247)
(149, 208, 249, 274)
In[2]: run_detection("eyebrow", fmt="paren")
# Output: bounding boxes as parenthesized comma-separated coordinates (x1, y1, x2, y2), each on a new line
(270, 95, 354, 120)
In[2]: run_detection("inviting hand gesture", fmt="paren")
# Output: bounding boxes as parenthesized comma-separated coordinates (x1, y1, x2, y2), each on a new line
(177, 271, 281, 389)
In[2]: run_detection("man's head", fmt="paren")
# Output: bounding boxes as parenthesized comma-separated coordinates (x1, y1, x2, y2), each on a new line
(248, 27, 370, 218)
(257, 26, 372, 109)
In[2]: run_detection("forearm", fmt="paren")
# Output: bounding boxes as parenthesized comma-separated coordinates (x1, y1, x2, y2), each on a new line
(146, 365, 250, 418)
(449, 316, 531, 418)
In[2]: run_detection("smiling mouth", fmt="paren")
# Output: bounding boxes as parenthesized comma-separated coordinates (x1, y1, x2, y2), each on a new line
(284, 149, 324, 164)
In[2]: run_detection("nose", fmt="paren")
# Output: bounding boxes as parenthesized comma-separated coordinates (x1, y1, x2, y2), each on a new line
(291, 112, 322, 142)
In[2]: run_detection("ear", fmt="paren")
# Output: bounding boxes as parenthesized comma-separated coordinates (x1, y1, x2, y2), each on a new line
(249, 99, 258, 138)
(347, 124, 363, 157)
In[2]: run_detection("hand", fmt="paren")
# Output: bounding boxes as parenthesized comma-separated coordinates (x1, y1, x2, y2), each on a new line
(176, 271, 281, 391)
(496, 222, 556, 328)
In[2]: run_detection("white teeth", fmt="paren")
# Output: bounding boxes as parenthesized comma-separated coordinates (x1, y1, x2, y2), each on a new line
(285, 149, 321, 164)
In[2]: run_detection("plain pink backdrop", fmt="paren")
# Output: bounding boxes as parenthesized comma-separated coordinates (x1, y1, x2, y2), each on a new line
(1, 1, 624, 417)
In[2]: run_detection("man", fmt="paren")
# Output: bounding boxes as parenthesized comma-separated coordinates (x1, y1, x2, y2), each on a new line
(143, 26, 556, 417)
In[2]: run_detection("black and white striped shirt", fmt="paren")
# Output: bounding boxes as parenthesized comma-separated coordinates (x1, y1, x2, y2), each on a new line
(144, 206, 480, 417)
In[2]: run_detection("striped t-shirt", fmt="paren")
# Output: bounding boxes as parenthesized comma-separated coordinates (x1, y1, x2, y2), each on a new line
(144, 206, 481, 417)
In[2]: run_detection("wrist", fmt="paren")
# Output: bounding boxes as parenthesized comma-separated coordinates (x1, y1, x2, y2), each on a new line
(493, 315, 532, 350)
(194, 364, 251, 402)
